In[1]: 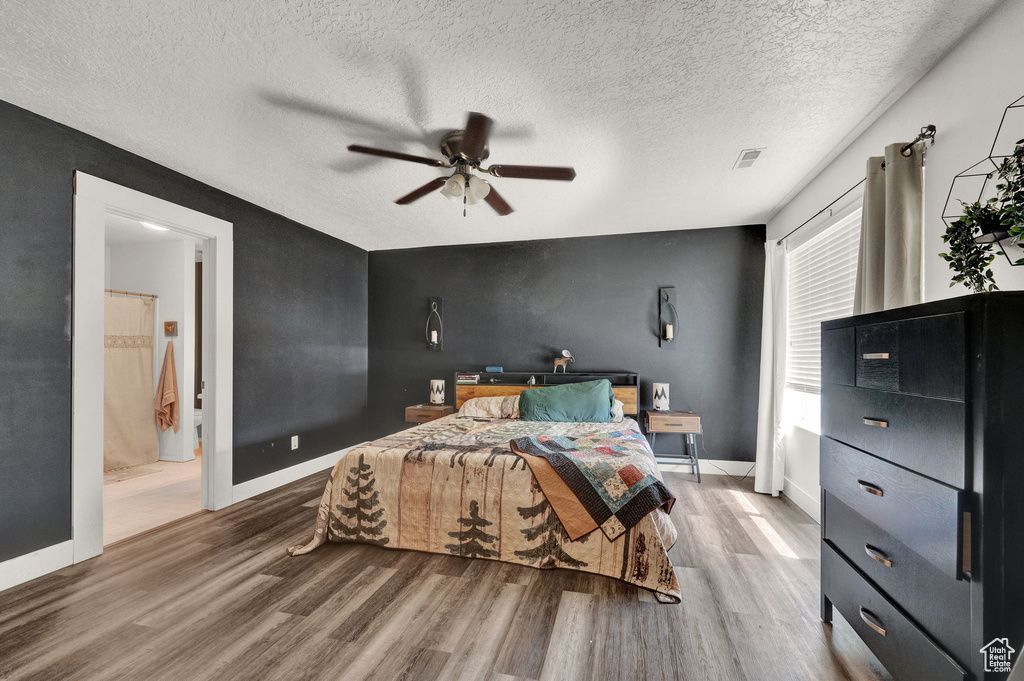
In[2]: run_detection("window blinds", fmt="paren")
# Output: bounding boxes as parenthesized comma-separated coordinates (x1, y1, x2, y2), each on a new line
(786, 209, 862, 394)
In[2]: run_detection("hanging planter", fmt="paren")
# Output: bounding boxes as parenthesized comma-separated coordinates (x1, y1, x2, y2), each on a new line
(995, 137, 1024, 248)
(942, 96, 1024, 291)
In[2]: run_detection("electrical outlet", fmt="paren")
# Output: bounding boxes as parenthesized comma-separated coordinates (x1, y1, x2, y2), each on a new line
(291, 435, 299, 450)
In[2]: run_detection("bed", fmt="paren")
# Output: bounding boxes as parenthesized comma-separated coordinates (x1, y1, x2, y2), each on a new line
(289, 395, 681, 603)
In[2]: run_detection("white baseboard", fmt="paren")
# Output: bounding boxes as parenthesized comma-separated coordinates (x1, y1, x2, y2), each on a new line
(231, 442, 367, 503)
(0, 540, 74, 594)
(783, 476, 821, 523)
(659, 459, 756, 477)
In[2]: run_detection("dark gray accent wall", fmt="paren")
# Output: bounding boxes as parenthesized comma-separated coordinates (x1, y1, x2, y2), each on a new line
(231, 215, 368, 483)
(0, 99, 368, 562)
(367, 226, 765, 462)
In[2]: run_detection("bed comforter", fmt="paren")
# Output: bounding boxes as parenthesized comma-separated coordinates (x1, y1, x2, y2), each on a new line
(289, 414, 681, 603)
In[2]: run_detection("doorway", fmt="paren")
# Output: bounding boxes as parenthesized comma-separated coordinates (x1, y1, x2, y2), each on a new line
(73, 173, 233, 564)
(101, 216, 203, 544)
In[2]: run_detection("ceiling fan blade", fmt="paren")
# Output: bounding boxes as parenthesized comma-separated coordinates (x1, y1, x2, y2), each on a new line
(483, 186, 514, 216)
(487, 165, 576, 181)
(459, 112, 493, 161)
(348, 144, 443, 167)
(395, 177, 447, 205)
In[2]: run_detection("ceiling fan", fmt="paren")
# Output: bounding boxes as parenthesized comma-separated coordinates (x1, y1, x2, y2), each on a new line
(347, 112, 576, 216)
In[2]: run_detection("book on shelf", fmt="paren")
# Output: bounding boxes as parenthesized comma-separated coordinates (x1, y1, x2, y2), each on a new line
(456, 373, 480, 384)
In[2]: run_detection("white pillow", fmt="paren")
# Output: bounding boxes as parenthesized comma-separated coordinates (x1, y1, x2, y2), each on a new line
(611, 399, 625, 422)
(457, 395, 520, 418)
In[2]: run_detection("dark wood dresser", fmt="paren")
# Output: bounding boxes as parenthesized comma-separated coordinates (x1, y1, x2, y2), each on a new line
(820, 293, 1024, 681)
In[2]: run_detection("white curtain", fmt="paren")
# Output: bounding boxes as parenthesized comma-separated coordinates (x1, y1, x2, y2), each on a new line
(853, 142, 925, 314)
(754, 240, 787, 496)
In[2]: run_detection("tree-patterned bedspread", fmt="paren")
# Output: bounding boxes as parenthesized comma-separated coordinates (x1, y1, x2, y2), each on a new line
(288, 415, 681, 603)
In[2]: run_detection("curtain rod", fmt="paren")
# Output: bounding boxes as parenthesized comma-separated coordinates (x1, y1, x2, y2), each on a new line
(105, 288, 158, 299)
(776, 124, 937, 246)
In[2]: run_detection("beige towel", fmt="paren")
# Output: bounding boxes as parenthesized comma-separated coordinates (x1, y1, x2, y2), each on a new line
(155, 341, 179, 433)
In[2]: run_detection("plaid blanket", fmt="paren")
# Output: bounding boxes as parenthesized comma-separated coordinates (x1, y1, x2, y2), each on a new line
(510, 429, 675, 541)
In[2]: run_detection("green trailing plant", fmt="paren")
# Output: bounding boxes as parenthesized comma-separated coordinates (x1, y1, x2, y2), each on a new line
(940, 203, 998, 292)
(943, 138, 1024, 289)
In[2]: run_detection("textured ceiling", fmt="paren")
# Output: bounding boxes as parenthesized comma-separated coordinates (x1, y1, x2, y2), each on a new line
(0, 1, 1003, 250)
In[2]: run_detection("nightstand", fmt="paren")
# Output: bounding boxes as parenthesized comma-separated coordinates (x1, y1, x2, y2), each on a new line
(644, 410, 702, 482)
(405, 404, 454, 424)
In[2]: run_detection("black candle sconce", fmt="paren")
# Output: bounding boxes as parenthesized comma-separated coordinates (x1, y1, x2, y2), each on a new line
(658, 287, 678, 348)
(426, 297, 443, 350)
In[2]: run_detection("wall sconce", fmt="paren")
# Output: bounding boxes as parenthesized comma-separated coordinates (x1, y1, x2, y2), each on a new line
(658, 287, 678, 347)
(426, 297, 443, 350)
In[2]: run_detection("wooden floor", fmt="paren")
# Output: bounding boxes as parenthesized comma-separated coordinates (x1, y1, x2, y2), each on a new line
(0, 471, 891, 681)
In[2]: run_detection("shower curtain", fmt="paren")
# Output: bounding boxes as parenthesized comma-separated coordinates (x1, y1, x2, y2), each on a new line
(104, 296, 159, 470)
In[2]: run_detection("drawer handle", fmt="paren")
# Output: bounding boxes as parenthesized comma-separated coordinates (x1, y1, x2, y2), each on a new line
(859, 607, 886, 636)
(862, 352, 890, 360)
(857, 480, 884, 497)
(864, 544, 893, 567)
(862, 418, 889, 428)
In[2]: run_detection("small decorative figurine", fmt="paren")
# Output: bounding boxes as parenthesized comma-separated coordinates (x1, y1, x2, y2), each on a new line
(553, 349, 575, 373)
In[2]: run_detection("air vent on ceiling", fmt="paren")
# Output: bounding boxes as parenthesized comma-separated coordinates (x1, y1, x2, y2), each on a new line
(734, 148, 765, 169)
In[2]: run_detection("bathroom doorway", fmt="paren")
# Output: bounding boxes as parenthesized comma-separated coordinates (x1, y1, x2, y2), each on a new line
(72, 173, 233, 565)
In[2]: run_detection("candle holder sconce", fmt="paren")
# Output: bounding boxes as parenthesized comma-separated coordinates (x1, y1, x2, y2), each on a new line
(658, 287, 678, 348)
(426, 297, 443, 351)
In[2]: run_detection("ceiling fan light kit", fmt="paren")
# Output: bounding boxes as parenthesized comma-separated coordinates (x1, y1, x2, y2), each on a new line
(440, 173, 465, 199)
(440, 168, 491, 201)
(347, 111, 576, 217)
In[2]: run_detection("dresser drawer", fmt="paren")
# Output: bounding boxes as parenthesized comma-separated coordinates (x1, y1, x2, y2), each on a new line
(821, 541, 967, 681)
(822, 326, 855, 386)
(856, 322, 900, 391)
(897, 313, 965, 400)
(823, 493, 971, 664)
(820, 437, 963, 579)
(821, 384, 966, 488)
(851, 313, 965, 399)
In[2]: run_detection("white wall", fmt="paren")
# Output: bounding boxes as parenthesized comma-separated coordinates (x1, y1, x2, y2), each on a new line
(107, 239, 195, 463)
(782, 424, 820, 522)
(767, 0, 1024, 520)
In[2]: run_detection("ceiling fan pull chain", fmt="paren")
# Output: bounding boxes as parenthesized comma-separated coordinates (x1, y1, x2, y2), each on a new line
(464, 177, 469, 217)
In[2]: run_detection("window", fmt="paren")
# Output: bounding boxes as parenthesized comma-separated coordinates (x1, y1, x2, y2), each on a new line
(785, 207, 861, 430)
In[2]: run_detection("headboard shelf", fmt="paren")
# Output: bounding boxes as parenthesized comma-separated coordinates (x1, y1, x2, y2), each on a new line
(454, 371, 639, 415)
